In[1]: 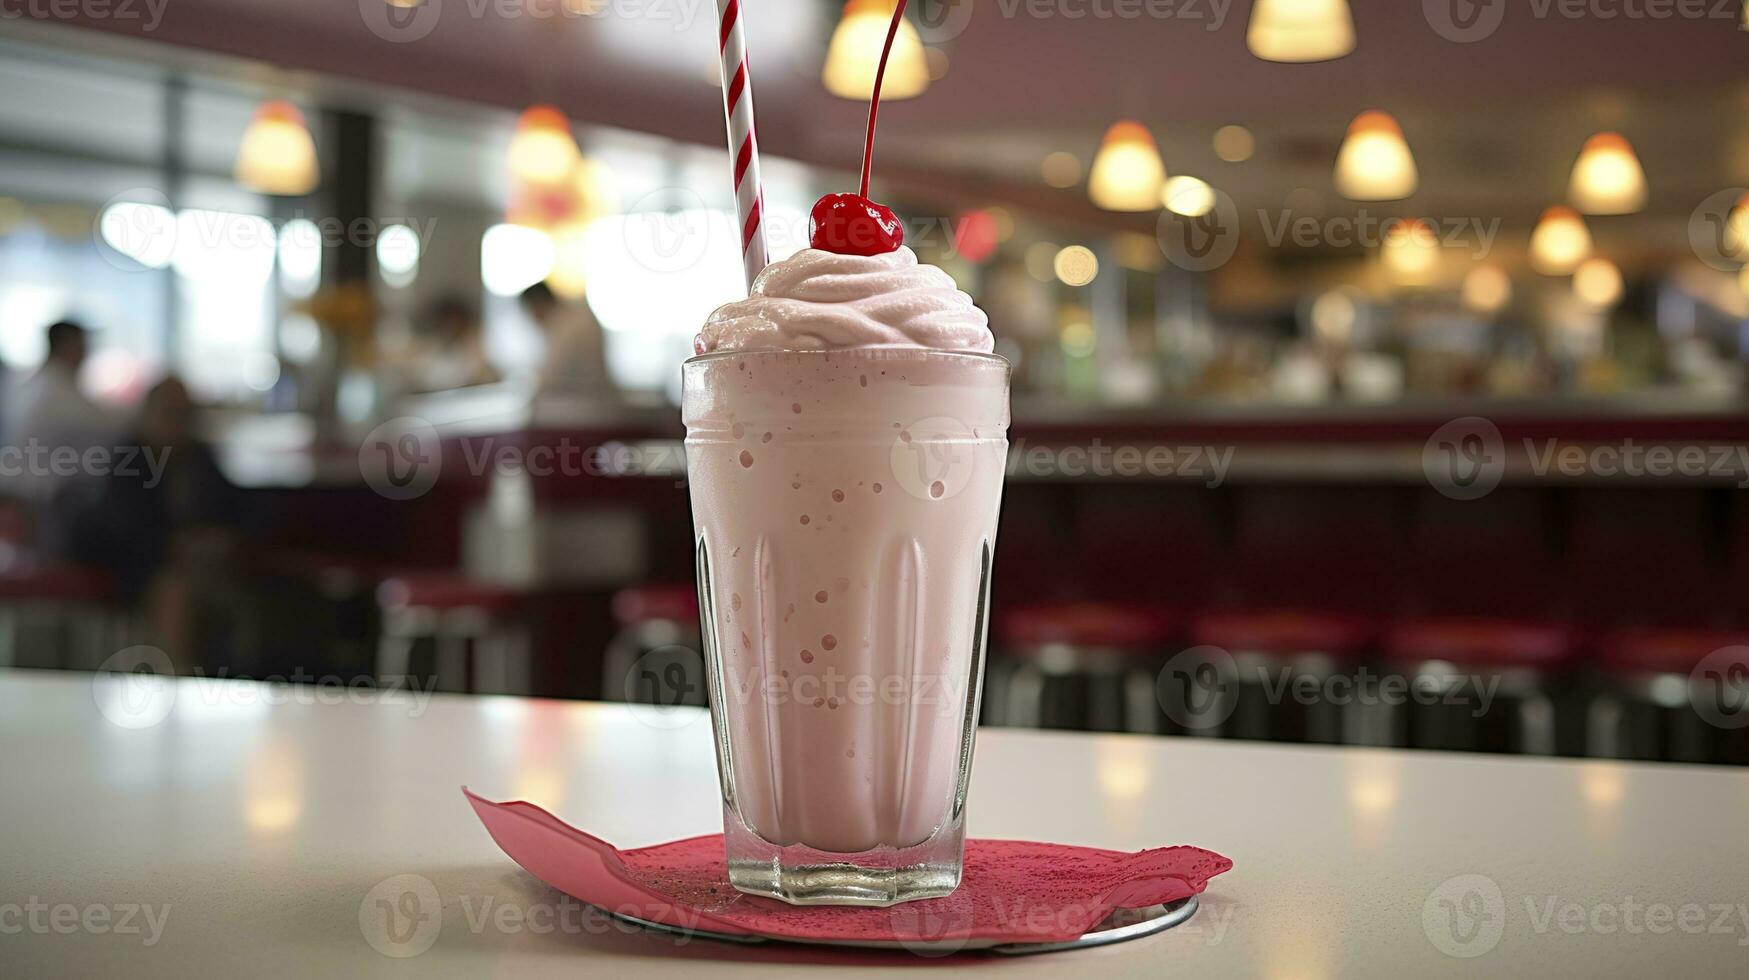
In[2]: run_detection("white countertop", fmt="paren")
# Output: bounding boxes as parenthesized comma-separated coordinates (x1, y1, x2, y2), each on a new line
(2, 668, 1745, 977)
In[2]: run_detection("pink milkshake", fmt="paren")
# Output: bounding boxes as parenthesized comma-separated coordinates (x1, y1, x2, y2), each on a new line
(683, 245, 1008, 905)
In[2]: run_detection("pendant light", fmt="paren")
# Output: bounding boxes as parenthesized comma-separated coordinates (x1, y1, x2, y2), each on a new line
(822, 0, 929, 100)
(1530, 206, 1593, 275)
(1568, 132, 1647, 215)
(1573, 257, 1623, 309)
(1247, 0, 1356, 63)
(1462, 264, 1513, 314)
(508, 105, 579, 186)
(1382, 219, 1439, 285)
(235, 100, 319, 196)
(1334, 111, 1417, 201)
(1088, 121, 1166, 212)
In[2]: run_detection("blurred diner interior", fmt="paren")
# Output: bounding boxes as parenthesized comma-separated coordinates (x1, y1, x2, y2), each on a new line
(0, 3, 1747, 764)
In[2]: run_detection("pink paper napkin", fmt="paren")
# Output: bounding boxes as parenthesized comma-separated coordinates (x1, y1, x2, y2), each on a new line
(464, 788, 1231, 946)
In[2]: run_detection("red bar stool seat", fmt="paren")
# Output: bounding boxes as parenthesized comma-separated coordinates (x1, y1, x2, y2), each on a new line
(1590, 629, 1749, 764)
(375, 572, 531, 694)
(603, 584, 704, 708)
(1188, 609, 1376, 743)
(1373, 617, 1580, 754)
(992, 601, 1176, 733)
(0, 564, 125, 669)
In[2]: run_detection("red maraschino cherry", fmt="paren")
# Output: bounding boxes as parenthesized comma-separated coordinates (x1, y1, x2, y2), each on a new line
(809, 193, 903, 255)
(808, 0, 911, 257)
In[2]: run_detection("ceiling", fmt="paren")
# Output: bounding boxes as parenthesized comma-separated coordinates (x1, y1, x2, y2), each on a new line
(5, 1, 1748, 233)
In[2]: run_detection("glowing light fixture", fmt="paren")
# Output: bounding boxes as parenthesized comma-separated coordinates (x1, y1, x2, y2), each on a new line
(1041, 151, 1082, 188)
(1088, 122, 1166, 212)
(1381, 219, 1439, 285)
(822, 0, 929, 101)
(1568, 132, 1647, 215)
(1573, 257, 1623, 308)
(481, 223, 555, 297)
(1247, 0, 1355, 63)
(1162, 175, 1215, 217)
(508, 105, 579, 186)
(1725, 192, 1749, 259)
(1053, 245, 1099, 286)
(1335, 111, 1417, 201)
(376, 224, 421, 288)
(1530, 205, 1593, 275)
(234, 101, 319, 196)
(571, 156, 620, 223)
(97, 201, 176, 269)
(1213, 125, 1255, 163)
(1310, 289, 1358, 344)
(546, 221, 592, 300)
(1462, 264, 1513, 314)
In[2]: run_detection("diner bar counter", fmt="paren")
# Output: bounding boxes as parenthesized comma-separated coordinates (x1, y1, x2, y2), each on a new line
(4, 669, 1746, 978)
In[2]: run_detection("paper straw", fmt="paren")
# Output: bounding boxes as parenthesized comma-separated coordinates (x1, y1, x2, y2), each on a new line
(716, 0, 768, 292)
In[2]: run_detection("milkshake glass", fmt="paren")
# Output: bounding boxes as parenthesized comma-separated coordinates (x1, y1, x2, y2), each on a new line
(682, 247, 1008, 906)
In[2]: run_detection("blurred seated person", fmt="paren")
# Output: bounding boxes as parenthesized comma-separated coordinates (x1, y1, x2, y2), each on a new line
(68, 377, 249, 666)
(3, 320, 119, 508)
(519, 282, 619, 401)
(406, 295, 500, 393)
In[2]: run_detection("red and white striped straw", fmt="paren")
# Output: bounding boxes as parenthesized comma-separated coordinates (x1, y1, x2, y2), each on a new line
(716, 0, 768, 292)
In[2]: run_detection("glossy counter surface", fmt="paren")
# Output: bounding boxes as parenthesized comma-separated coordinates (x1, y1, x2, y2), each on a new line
(3, 669, 1745, 977)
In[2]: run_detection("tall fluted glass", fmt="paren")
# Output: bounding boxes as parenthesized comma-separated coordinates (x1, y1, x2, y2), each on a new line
(682, 348, 1009, 906)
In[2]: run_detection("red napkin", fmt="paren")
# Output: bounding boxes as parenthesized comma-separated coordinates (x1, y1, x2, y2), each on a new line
(464, 788, 1230, 946)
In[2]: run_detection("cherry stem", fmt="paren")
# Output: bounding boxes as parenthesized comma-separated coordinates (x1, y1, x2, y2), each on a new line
(859, 0, 909, 200)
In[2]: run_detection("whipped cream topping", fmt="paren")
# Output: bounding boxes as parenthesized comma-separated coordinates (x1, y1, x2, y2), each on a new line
(695, 247, 993, 354)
